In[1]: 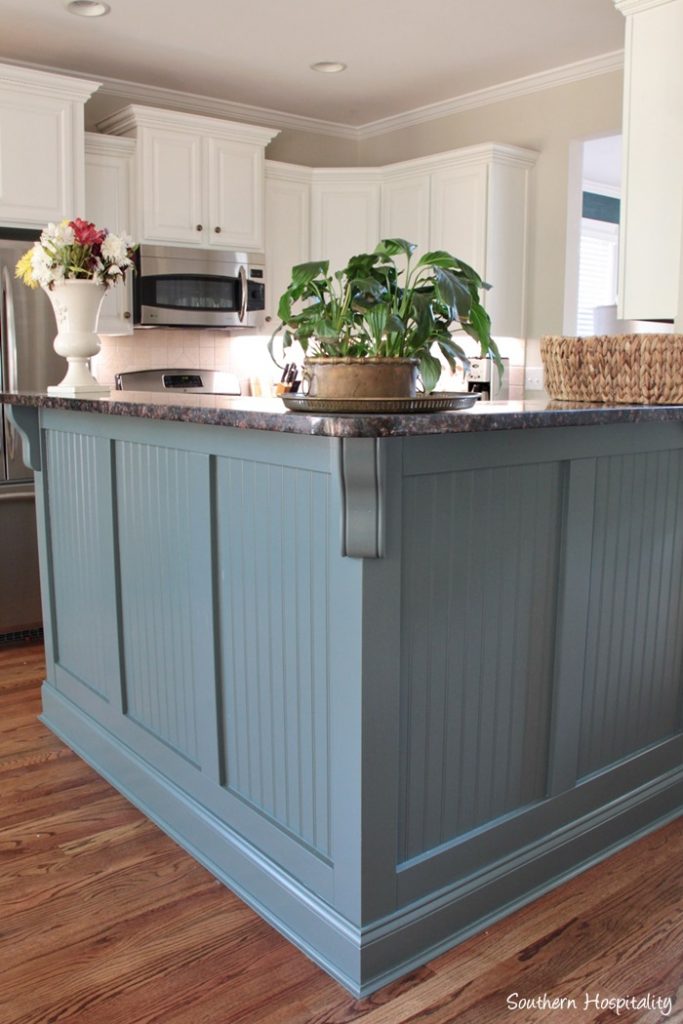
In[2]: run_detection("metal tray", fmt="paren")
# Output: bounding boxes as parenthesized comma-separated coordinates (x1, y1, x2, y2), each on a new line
(280, 392, 479, 414)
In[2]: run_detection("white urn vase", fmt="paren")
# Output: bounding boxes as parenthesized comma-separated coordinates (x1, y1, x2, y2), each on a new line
(44, 280, 110, 396)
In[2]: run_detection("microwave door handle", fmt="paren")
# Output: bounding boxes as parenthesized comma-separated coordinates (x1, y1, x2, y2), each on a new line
(2, 266, 19, 461)
(238, 265, 248, 323)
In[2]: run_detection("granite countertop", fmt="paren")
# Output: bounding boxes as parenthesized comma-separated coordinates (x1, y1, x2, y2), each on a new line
(4, 389, 683, 437)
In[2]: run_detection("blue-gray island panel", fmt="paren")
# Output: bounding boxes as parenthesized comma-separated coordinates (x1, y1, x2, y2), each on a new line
(6, 398, 683, 996)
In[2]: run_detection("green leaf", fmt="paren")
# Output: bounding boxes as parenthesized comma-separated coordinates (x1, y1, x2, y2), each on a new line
(290, 260, 329, 290)
(437, 336, 470, 375)
(277, 292, 293, 322)
(419, 352, 442, 393)
(373, 238, 416, 258)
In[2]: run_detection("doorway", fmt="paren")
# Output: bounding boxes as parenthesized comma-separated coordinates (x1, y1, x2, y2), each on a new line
(563, 134, 622, 336)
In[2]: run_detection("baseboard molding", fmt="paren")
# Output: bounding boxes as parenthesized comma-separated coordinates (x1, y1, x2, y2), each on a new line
(41, 684, 683, 997)
(41, 685, 363, 994)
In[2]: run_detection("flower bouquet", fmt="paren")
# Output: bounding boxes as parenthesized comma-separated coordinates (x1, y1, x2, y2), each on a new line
(16, 219, 137, 396)
(15, 218, 136, 289)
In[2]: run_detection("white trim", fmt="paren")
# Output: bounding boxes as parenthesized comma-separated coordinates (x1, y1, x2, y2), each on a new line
(0, 57, 357, 140)
(97, 104, 279, 145)
(614, 0, 678, 14)
(264, 161, 314, 183)
(0, 50, 624, 143)
(0, 60, 99, 102)
(84, 131, 135, 158)
(380, 142, 539, 177)
(95, 74, 358, 140)
(265, 143, 538, 187)
(583, 178, 621, 199)
(356, 51, 625, 140)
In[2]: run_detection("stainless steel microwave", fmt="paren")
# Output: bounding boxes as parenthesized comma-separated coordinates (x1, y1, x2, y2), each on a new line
(134, 245, 266, 329)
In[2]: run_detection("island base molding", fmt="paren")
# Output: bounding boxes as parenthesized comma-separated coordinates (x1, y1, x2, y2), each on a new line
(41, 684, 683, 997)
(7, 404, 683, 995)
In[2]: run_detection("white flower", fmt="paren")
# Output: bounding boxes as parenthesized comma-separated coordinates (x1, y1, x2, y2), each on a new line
(101, 233, 128, 263)
(107, 265, 122, 277)
(41, 221, 74, 247)
(31, 246, 54, 288)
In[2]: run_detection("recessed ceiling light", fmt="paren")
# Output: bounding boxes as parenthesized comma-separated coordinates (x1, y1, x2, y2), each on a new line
(310, 61, 347, 74)
(64, 0, 111, 16)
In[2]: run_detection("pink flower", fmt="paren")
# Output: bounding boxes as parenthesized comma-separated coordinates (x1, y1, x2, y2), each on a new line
(69, 218, 106, 248)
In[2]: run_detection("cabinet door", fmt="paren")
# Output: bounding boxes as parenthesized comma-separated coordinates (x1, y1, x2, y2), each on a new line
(617, 0, 683, 321)
(140, 128, 204, 245)
(484, 161, 530, 339)
(310, 180, 381, 270)
(381, 173, 431, 256)
(429, 163, 488, 272)
(265, 170, 310, 324)
(206, 137, 264, 250)
(0, 89, 75, 226)
(85, 141, 134, 336)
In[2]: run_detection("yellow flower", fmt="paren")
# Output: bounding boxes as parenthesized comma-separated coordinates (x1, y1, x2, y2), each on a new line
(15, 249, 38, 288)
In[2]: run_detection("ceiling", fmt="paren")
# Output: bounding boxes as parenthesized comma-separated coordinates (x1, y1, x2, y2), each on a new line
(0, 0, 625, 127)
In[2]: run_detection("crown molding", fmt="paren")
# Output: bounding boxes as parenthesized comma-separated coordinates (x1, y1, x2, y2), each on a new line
(0, 60, 99, 102)
(381, 142, 539, 177)
(93, 70, 359, 140)
(84, 131, 136, 157)
(97, 104, 279, 145)
(614, 0, 677, 14)
(356, 50, 625, 140)
(0, 51, 624, 145)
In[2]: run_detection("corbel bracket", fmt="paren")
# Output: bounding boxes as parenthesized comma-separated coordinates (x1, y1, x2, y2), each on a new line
(337, 437, 385, 559)
(7, 404, 41, 471)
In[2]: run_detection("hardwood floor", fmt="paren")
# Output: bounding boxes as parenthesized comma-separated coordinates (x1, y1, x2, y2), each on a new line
(1, 643, 681, 1024)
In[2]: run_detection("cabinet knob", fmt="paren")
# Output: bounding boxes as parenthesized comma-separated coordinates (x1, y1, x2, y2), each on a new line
(196, 224, 203, 232)
(214, 226, 222, 234)
(123, 311, 131, 320)
(265, 315, 272, 323)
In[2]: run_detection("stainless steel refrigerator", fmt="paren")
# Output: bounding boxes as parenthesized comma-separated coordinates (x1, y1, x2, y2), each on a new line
(0, 231, 63, 640)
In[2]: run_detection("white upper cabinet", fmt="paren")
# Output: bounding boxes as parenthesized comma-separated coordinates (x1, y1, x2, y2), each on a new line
(97, 106, 278, 251)
(429, 162, 488, 268)
(310, 172, 382, 269)
(264, 163, 311, 324)
(614, 0, 683, 321)
(267, 143, 536, 340)
(84, 133, 135, 336)
(381, 171, 431, 255)
(0, 64, 99, 228)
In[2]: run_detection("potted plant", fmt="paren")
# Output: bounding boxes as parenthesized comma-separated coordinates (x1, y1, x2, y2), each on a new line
(270, 238, 502, 397)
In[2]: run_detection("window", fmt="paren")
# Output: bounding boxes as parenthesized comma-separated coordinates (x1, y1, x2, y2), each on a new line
(576, 218, 619, 335)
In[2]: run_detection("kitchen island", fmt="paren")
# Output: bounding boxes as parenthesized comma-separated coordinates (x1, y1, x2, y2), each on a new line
(4, 390, 683, 996)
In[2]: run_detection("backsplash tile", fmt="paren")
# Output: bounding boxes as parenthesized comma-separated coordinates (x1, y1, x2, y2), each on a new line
(93, 330, 526, 398)
(93, 329, 278, 394)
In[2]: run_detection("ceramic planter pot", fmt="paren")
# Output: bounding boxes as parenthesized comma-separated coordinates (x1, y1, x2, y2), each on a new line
(303, 356, 419, 399)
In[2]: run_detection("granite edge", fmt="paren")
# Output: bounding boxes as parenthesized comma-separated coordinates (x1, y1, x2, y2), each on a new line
(4, 391, 683, 438)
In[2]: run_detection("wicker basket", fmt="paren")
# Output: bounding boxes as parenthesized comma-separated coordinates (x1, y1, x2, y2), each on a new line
(540, 334, 683, 405)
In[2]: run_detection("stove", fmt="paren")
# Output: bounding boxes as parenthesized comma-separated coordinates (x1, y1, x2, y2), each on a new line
(114, 368, 241, 396)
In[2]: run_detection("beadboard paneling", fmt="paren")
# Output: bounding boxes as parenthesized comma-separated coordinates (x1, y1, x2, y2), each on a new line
(116, 441, 212, 767)
(215, 456, 331, 857)
(46, 429, 118, 699)
(578, 449, 683, 778)
(398, 461, 563, 863)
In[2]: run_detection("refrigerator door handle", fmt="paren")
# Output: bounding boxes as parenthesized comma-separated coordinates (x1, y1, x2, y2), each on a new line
(1, 265, 19, 461)
(0, 489, 34, 504)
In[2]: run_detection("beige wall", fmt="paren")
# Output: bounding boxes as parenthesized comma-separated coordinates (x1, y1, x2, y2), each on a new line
(359, 71, 624, 354)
